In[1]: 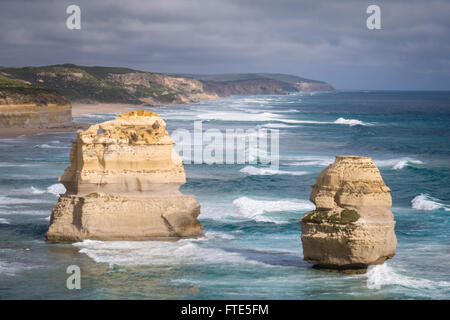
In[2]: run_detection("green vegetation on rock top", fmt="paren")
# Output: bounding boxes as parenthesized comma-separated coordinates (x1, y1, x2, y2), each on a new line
(0, 75, 29, 87)
(302, 209, 360, 225)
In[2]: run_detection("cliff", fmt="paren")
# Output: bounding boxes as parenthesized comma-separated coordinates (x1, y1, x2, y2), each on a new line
(301, 156, 397, 273)
(0, 76, 72, 128)
(0, 65, 334, 105)
(195, 73, 335, 96)
(0, 65, 218, 105)
(46, 110, 202, 241)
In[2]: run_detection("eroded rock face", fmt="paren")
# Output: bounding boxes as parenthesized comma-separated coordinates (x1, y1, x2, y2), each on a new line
(301, 156, 397, 272)
(46, 110, 202, 241)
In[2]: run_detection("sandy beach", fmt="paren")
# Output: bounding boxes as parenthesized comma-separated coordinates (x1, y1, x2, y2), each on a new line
(71, 103, 145, 116)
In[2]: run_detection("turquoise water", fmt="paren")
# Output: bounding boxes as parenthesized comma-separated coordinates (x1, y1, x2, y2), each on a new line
(1, 91, 449, 299)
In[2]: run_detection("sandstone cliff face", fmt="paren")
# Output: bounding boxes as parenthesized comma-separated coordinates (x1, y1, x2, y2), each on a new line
(202, 79, 286, 96)
(301, 156, 397, 272)
(0, 87, 72, 128)
(294, 82, 335, 92)
(203, 79, 334, 96)
(46, 110, 202, 241)
(107, 72, 219, 104)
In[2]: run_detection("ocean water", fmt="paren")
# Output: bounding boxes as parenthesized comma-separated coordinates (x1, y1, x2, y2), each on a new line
(1, 91, 449, 299)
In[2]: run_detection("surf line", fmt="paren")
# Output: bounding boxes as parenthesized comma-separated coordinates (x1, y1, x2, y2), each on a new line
(181, 304, 215, 318)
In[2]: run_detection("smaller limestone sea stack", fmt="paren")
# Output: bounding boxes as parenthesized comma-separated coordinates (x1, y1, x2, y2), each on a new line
(46, 110, 202, 241)
(301, 156, 397, 273)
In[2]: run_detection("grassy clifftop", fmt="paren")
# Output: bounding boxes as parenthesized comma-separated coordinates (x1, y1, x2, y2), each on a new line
(0, 75, 70, 106)
(0, 64, 334, 104)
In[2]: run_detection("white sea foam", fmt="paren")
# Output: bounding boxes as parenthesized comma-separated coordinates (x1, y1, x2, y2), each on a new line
(204, 231, 235, 240)
(334, 117, 370, 126)
(197, 111, 373, 127)
(0, 162, 40, 168)
(240, 166, 308, 176)
(73, 239, 251, 267)
(278, 119, 327, 124)
(30, 183, 66, 196)
(46, 183, 66, 196)
(30, 187, 46, 195)
(366, 263, 450, 290)
(375, 157, 423, 170)
(283, 156, 334, 167)
(197, 111, 279, 122)
(197, 111, 327, 125)
(261, 123, 299, 129)
(411, 194, 450, 211)
(0, 218, 10, 224)
(0, 196, 51, 205)
(35, 144, 70, 149)
(0, 209, 50, 216)
(0, 260, 33, 276)
(232, 196, 314, 223)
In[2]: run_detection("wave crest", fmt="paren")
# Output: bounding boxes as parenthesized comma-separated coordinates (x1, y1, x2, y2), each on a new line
(232, 196, 314, 223)
(30, 183, 66, 196)
(411, 194, 450, 211)
(73, 239, 252, 267)
(375, 157, 423, 170)
(334, 117, 370, 126)
(240, 166, 307, 176)
(366, 263, 450, 291)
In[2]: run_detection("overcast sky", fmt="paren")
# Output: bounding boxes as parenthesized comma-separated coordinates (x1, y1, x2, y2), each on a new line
(1, 0, 449, 90)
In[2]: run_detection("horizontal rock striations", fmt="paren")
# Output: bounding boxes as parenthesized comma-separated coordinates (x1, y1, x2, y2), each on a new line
(301, 156, 397, 273)
(0, 76, 72, 128)
(46, 110, 203, 241)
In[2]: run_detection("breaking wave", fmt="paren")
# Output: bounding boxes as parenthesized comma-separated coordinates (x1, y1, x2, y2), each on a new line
(366, 263, 450, 291)
(35, 144, 70, 149)
(232, 196, 314, 223)
(73, 239, 254, 267)
(0, 196, 51, 205)
(375, 157, 423, 170)
(411, 194, 450, 211)
(334, 117, 370, 126)
(240, 166, 308, 176)
(30, 183, 66, 196)
(283, 156, 334, 167)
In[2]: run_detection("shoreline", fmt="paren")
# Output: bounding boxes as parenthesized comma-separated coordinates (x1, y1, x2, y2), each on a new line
(0, 122, 90, 139)
(71, 100, 202, 116)
(0, 101, 190, 139)
(71, 103, 144, 116)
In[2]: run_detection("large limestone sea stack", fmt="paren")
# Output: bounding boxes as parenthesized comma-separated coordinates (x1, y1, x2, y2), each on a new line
(301, 156, 397, 273)
(46, 110, 202, 241)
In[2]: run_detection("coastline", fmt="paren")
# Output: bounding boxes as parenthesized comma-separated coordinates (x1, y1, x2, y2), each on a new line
(71, 103, 144, 116)
(0, 101, 194, 139)
(0, 122, 90, 139)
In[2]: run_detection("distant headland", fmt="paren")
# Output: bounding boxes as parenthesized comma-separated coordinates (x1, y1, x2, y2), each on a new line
(0, 64, 334, 106)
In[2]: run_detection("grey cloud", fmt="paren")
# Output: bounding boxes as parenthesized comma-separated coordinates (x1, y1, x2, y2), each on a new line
(0, 0, 449, 89)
